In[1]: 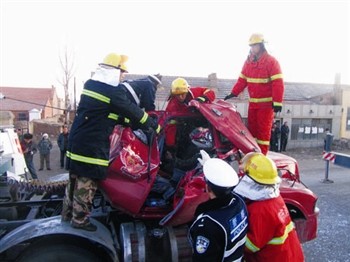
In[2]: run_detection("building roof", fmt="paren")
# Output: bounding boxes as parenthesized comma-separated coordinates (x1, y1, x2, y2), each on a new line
(124, 74, 341, 103)
(0, 87, 53, 111)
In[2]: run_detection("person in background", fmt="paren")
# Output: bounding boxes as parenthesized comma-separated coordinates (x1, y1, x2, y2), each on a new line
(61, 53, 160, 232)
(224, 33, 284, 155)
(165, 77, 216, 147)
(20, 133, 38, 180)
(189, 151, 248, 262)
(270, 122, 280, 152)
(280, 121, 290, 151)
(234, 152, 304, 262)
(38, 133, 53, 171)
(57, 124, 69, 169)
(323, 128, 331, 151)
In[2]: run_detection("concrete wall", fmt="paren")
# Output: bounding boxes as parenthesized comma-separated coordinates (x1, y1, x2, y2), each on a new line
(341, 88, 350, 138)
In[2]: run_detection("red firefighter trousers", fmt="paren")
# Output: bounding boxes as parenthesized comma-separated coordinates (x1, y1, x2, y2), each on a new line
(248, 107, 274, 155)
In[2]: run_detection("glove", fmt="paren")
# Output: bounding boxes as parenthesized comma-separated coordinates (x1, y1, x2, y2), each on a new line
(195, 96, 208, 103)
(197, 150, 211, 166)
(224, 93, 236, 100)
(273, 105, 282, 113)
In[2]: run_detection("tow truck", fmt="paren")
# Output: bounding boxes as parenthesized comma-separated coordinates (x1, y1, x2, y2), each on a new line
(0, 100, 319, 261)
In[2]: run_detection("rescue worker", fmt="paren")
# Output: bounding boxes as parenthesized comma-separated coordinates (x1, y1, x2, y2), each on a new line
(234, 152, 304, 262)
(224, 33, 284, 155)
(165, 77, 216, 147)
(121, 74, 162, 111)
(61, 53, 160, 231)
(189, 151, 248, 262)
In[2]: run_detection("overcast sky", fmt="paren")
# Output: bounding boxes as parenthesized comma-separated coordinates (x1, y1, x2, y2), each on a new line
(1, 0, 349, 98)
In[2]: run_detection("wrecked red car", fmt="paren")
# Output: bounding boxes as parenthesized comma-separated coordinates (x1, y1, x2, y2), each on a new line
(100, 99, 319, 243)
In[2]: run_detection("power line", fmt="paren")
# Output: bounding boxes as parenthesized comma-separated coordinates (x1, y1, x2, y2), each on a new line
(2, 95, 69, 111)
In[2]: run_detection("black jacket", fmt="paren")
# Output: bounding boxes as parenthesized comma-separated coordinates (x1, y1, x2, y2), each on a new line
(121, 76, 157, 111)
(67, 79, 157, 179)
(189, 193, 248, 262)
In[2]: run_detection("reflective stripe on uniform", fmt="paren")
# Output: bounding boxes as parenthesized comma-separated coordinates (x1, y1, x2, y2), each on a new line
(108, 113, 119, 121)
(245, 237, 260, 253)
(122, 82, 140, 106)
(245, 221, 294, 252)
(267, 221, 294, 245)
(66, 151, 109, 166)
(270, 74, 283, 81)
(139, 112, 149, 124)
(82, 89, 110, 104)
(273, 101, 283, 107)
(249, 97, 273, 103)
(256, 139, 270, 146)
(240, 73, 283, 83)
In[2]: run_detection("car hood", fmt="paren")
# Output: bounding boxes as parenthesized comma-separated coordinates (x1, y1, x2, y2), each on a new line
(189, 99, 260, 154)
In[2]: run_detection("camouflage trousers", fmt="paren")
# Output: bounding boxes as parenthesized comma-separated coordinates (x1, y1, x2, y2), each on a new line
(61, 174, 97, 225)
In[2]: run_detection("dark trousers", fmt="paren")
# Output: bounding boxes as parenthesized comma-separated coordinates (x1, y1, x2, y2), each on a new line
(281, 137, 288, 151)
(60, 149, 67, 168)
(40, 153, 51, 169)
(25, 157, 38, 179)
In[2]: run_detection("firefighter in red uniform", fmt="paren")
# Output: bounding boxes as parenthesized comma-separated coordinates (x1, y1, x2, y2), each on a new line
(225, 33, 284, 155)
(165, 77, 216, 147)
(234, 152, 304, 262)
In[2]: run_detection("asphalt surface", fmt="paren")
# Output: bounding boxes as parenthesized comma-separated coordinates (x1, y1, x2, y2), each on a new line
(34, 144, 350, 262)
(285, 148, 350, 262)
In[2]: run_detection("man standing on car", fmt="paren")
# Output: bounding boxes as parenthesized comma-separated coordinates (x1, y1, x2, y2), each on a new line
(165, 77, 216, 147)
(189, 151, 248, 262)
(224, 33, 284, 155)
(234, 152, 304, 261)
(61, 53, 160, 231)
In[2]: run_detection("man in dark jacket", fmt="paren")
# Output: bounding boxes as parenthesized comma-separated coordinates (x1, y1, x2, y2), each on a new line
(189, 151, 248, 261)
(61, 53, 160, 231)
(57, 124, 69, 168)
(280, 121, 290, 151)
(121, 74, 162, 111)
(20, 133, 38, 180)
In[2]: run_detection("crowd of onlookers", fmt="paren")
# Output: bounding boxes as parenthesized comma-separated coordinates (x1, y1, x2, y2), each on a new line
(17, 124, 69, 180)
(270, 121, 290, 152)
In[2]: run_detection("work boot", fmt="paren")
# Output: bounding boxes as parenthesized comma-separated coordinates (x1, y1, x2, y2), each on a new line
(61, 214, 72, 222)
(71, 221, 97, 232)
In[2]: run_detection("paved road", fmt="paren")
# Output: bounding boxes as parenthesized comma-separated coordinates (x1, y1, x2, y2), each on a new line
(286, 148, 350, 262)
(33, 145, 350, 261)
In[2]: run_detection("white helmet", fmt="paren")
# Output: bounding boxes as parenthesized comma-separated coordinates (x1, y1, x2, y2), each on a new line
(203, 158, 239, 188)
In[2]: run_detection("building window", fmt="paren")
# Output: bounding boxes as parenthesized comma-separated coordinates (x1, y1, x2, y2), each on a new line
(18, 112, 28, 121)
(291, 118, 332, 140)
(347, 107, 350, 131)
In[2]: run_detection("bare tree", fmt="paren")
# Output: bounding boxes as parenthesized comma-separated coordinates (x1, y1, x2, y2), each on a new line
(58, 46, 75, 123)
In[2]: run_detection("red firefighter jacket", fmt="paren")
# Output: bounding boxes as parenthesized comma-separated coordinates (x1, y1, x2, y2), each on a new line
(165, 87, 216, 113)
(231, 51, 284, 109)
(165, 87, 215, 146)
(244, 195, 304, 262)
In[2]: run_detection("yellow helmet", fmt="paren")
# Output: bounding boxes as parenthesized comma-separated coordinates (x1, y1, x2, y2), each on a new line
(119, 63, 128, 73)
(249, 33, 265, 46)
(242, 152, 280, 185)
(171, 77, 189, 95)
(100, 53, 128, 70)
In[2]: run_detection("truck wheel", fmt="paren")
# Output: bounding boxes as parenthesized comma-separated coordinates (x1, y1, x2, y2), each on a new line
(16, 243, 100, 262)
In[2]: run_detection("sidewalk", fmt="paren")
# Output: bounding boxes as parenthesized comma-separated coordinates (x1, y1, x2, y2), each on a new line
(32, 142, 66, 181)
